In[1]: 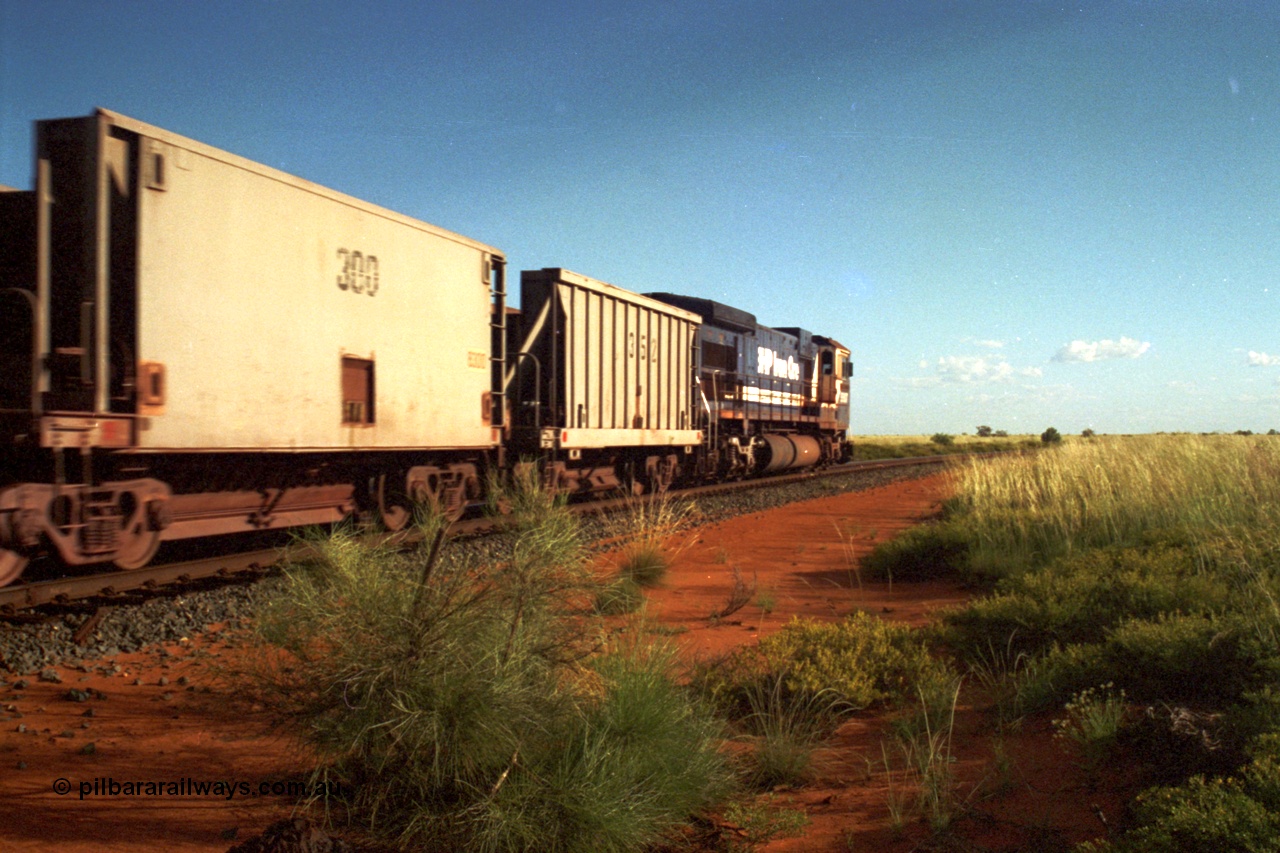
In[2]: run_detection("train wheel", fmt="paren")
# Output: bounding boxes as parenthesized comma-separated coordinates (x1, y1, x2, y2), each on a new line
(112, 525, 162, 570)
(376, 474, 412, 532)
(0, 549, 28, 586)
(111, 496, 164, 570)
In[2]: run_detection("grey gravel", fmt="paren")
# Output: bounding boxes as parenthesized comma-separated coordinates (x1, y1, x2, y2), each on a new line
(0, 463, 943, 674)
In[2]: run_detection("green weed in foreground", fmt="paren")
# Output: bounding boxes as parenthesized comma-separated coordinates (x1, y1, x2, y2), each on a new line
(737, 676, 848, 789)
(244, 482, 728, 852)
(607, 492, 700, 588)
(890, 676, 964, 832)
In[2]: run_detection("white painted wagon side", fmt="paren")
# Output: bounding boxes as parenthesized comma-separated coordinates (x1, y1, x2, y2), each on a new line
(104, 111, 499, 451)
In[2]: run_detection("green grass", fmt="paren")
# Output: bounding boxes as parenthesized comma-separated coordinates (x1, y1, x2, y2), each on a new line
(606, 492, 700, 588)
(863, 434, 1280, 851)
(595, 575, 645, 615)
(951, 434, 1280, 572)
(850, 433, 1036, 461)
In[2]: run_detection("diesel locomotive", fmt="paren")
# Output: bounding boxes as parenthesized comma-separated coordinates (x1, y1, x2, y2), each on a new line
(0, 109, 851, 585)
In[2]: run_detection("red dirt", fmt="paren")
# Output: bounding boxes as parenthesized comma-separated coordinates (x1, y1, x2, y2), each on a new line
(0, 472, 1134, 851)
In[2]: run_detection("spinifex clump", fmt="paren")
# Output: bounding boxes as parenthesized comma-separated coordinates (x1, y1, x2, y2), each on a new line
(244, 475, 728, 852)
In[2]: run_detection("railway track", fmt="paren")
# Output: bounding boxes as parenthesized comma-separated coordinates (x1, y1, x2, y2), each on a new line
(0, 455, 950, 614)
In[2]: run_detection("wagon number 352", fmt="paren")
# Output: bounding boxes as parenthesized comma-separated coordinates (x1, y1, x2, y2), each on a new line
(336, 249, 379, 296)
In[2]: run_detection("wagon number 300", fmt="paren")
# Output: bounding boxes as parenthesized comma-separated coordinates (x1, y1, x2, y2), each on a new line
(337, 249, 379, 296)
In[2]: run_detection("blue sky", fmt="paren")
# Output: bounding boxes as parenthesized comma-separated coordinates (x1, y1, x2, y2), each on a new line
(2, 1, 1277, 435)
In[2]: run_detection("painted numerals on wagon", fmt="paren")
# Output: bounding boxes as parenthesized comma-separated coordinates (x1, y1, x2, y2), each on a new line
(337, 249, 380, 296)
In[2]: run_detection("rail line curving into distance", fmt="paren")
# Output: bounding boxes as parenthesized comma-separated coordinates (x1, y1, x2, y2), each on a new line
(0, 455, 952, 614)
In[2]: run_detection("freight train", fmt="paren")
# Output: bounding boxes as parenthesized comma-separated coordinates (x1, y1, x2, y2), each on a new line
(0, 109, 852, 585)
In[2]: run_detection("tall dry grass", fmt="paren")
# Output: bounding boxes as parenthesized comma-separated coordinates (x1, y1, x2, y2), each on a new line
(951, 434, 1280, 571)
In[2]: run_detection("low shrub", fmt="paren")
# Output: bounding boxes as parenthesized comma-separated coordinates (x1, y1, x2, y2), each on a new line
(760, 613, 943, 708)
(861, 522, 971, 583)
(1015, 612, 1278, 713)
(1103, 613, 1275, 704)
(696, 612, 946, 718)
(944, 543, 1230, 661)
(1078, 734, 1280, 853)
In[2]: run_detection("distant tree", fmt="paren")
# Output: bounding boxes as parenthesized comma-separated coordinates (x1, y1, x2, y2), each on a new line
(931, 433, 954, 446)
(994, 430, 1009, 438)
(976, 425, 994, 437)
(1268, 429, 1279, 436)
(1081, 428, 1096, 438)
(1041, 427, 1062, 445)
(1236, 429, 1255, 436)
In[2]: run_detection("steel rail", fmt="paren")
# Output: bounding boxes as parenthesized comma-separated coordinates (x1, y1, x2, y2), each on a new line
(0, 454, 954, 613)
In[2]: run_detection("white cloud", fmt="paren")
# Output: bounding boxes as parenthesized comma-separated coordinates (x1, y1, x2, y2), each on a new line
(935, 355, 1012, 383)
(932, 355, 1041, 384)
(899, 350, 1044, 389)
(1053, 337, 1151, 363)
(1248, 351, 1280, 367)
